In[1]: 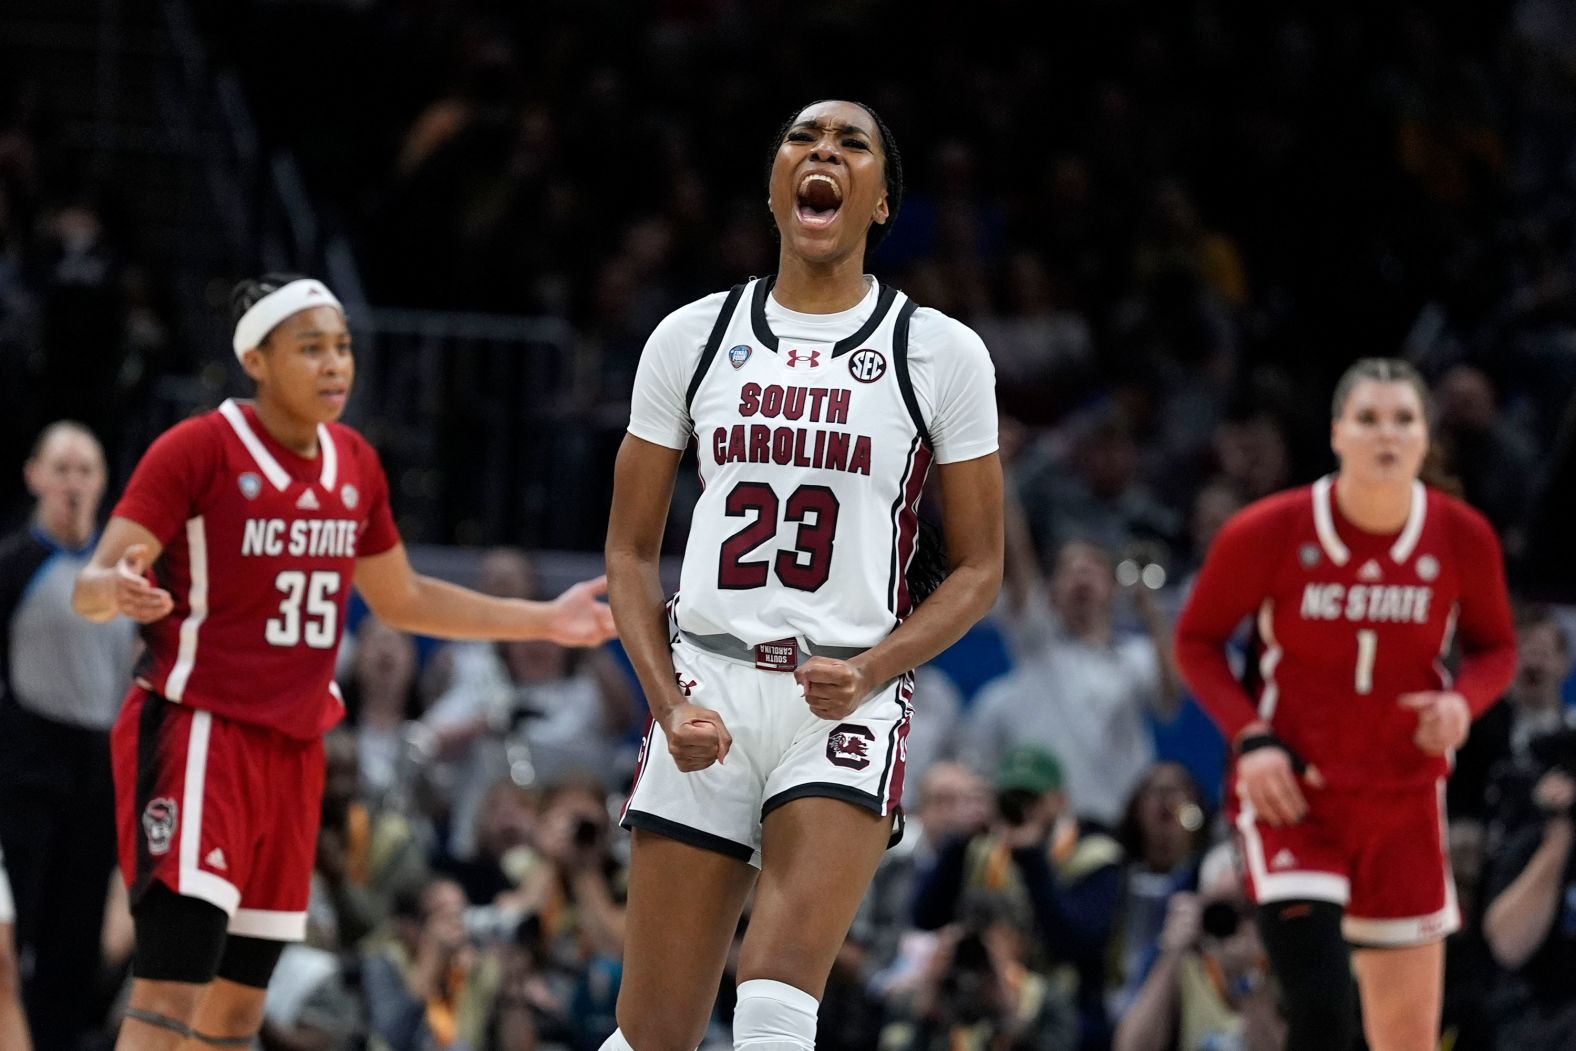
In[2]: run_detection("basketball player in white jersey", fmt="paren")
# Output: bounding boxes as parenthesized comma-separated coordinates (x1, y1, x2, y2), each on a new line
(604, 100, 1003, 1051)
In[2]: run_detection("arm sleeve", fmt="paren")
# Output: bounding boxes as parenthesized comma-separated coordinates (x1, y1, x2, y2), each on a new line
(111, 419, 216, 544)
(626, 295, 723, 451)
(911, 312, 999, 465)
(1448, 504, 1518, 717)
(355, 439, 401, 558)
(1173, 505, 1281, 742)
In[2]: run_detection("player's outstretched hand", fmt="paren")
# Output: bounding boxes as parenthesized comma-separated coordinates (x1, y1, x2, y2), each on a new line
(662, 702, 732, 772)
(795, 656, 872, 721)
(1236, 746, 1322, 826)
(115, 544, 174, 623)
(547, 575, 617, 647)
(1400, 691, 1470, 755)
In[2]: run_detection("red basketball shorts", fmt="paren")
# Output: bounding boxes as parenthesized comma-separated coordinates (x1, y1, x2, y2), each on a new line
(1230, 777, 1458, 947)
(112, 686, 325, 942)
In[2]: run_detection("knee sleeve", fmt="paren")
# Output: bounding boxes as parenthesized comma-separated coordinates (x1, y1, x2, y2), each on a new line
(1256, 900, 1358, 1051)
(132, 881, 228, 984)
(732, 979, 818, 1051)
(215, 934, 285, 989)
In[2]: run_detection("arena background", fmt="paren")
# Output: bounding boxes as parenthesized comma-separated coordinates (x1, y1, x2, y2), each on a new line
(2, 0, 1576, 1049)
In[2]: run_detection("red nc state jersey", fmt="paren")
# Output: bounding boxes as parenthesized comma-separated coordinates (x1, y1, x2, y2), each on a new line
(1176, 476, 1516, 790)
(113, 399, 400, 739)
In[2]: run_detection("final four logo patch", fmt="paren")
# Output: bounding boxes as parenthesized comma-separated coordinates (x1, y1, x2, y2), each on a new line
(239, 472, 262, 500)
(728, 344, 752, 369)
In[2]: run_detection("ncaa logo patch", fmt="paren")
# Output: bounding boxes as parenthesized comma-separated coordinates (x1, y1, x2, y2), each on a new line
(1416, 554, 1439, 581)
(1299, 543, 1321, 569)
(239, 472, 262, 500)
(341, 484, 359, 509)
(826, 723, 875, 770)
(848, 348, 887, 383)
(142, 798, 178, 856)
(728, 344, 752, 369)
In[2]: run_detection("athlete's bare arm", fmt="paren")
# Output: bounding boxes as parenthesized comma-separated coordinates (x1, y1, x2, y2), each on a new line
(354, 542, 615, 647)
(72, 516, 173, 624)
(606, 433, 733, 771)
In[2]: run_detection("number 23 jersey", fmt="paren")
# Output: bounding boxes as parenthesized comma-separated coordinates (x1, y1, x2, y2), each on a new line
(628, 277, 998, 648)
(112, 399, 401, 739)
(1175, 476, 1517, 789)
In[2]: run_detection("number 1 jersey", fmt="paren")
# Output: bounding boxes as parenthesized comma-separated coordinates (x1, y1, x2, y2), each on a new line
(112, 399, 400, 739)
(628, 277, 997, 648)
(1175, 476, 1516, 789)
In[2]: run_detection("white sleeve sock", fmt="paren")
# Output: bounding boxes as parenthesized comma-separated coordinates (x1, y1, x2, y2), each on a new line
(732, 978, 820, 1051)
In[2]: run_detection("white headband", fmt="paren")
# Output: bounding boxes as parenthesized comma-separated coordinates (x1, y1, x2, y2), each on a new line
(231, 279, 344, 360)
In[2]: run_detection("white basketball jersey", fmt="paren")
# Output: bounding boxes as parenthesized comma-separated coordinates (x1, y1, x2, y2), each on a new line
(675, 277, 938, 647)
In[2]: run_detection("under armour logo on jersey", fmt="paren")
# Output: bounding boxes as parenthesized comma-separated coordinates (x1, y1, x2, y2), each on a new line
(785, 348, 821, 368)
(1358, 559, 1383, 582)
(296, 489, 321, 510)
(205, 847, 228, 871)
(848, 348, 887, 383)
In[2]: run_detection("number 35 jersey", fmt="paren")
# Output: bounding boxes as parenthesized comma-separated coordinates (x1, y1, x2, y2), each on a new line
(628, 277, 997, 649)
(1175, 476, 1517, 790)
(112, 399, 401, 739)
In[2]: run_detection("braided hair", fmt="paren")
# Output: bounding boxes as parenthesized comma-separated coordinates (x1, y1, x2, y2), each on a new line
(906, 516, 950, 608)
(228, 271, 310, 349)
(766, 99, 905, 258)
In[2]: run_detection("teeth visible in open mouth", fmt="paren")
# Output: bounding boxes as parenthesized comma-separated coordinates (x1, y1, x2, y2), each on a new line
(799, 173, 842, 201)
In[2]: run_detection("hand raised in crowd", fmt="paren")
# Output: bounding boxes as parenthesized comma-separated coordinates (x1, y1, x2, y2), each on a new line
(1158, 891, 1204, 955)
(795, 656, 872, 721)
(546, 575, 617, 647)
(1400, 691, 1471, 755)
(114, 544, 174, 623)
(1533, 768, 1576, 821)
(1236, 738, 1323, 827)
(662, 701, 732, 772)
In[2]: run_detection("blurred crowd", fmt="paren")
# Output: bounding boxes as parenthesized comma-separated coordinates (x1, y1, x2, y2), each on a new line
(2, 0, 1576, 1048)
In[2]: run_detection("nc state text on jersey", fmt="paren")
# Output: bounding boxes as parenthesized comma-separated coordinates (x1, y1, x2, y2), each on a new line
(1300, 583, 1433, 624)
(713, 382, 873, 476)
(241, 517, 361, 558)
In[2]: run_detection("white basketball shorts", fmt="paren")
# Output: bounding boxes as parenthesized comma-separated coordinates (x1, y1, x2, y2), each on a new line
(621, 635, 914, 868)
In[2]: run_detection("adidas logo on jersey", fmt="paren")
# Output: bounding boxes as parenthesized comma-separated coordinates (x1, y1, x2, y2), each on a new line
(1358, 559, 1383, 582)
(296, 489, 320, 510)
(205, 848, 228, 871)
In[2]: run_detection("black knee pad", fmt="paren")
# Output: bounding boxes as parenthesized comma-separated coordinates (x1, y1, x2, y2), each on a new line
(1256, 900, 1359, 1051)
(132, 882, 228, 984)
(215, 934, 285, 989)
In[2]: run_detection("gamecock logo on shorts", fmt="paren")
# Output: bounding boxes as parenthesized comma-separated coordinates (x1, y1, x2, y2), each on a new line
(826, 723, 875, 770)
(142, 798, 178, 856)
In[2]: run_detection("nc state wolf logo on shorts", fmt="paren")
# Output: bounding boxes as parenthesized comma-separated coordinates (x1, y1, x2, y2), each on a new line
(826, 723, 875, 770)
(142, 798, 178, 856)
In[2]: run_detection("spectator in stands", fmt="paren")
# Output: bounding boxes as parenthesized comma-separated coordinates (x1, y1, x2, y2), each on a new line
(1482, 764, 1576, 1049)
(424, 548, 634, 858)
(312, 728, 429, 952)
(1109, 763, 1210, 1016)
(0, 421, 134, 1049)
(1112, 842, 1284, 1051)
(362, 876, 523, 1051)
(1433, 365, 1538, 544)
(914, 745, 1124, 1050)
(341, 614, 426, 810)
(878, 895, 1078, 1051)
(973, 537, 1180, 828)
(1452, 608, 1575, 822)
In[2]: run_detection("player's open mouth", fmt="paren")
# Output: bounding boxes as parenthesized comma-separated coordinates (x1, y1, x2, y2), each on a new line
(795, 172, 843, 229)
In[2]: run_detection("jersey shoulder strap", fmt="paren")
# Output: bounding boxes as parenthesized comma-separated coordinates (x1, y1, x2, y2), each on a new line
(891, 295, 933, 448)
(685, 282, 749, 413)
